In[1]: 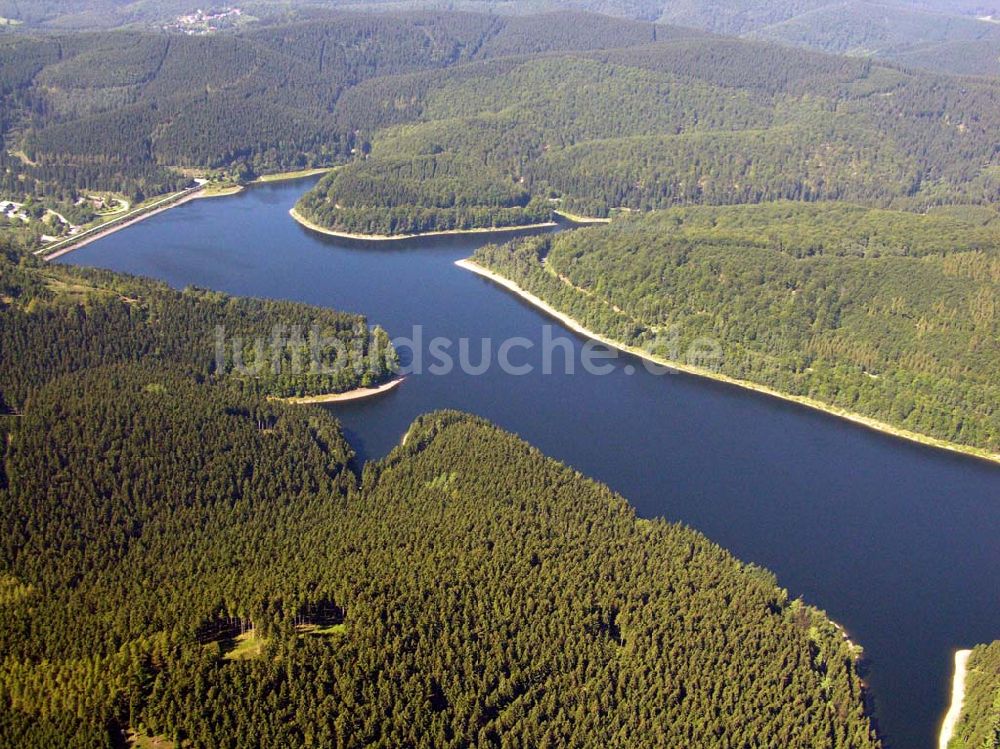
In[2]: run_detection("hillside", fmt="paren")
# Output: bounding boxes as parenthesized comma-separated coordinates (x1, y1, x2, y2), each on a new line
(0, 220, 880, 747)
(295, 36, 1000, 235)
(0, 249, 396, 409)
(0, 1, 289, 31)
(4, 11, 998, 450)
(4, 0, 997, 76)
(4, 0, 662, 31)
(0, 367, 880, 746)
(745, 1, 1000, 60)
(471, 203, 1000, 456)
(891, 35, 1000, 76)
(4, 12, 997, 221)
(0, 235, 881, 747)
(0, 13, 665, 204)
(0, 9, 993, 748)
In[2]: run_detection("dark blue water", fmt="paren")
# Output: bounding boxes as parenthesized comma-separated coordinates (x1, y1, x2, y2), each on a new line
(60, 178, 1000, 749)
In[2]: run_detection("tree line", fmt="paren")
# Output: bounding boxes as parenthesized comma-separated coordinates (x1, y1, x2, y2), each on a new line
(0, 249, 396, 412)
(296, 36, 1000, 235)
(0, 363, 881, 747)
(472, 202, 1000, 453)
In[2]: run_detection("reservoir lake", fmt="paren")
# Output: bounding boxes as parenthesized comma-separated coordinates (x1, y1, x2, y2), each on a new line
(60, 177, 1000, 749)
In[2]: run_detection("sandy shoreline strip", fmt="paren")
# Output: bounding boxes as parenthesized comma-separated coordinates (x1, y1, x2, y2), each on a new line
(553, 209, 612, 224)
(199, 185, 245, 198)
(253, 167, 334, 183)
(281, 377, 404, 405)
(939, 649, 972, 749)
(455, 258, 1000, 466)
(289, 207, 557, 241)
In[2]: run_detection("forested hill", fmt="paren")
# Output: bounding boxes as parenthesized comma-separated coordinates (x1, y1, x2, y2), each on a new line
(472, 203, 1000, 456)
(0, 246, 397, 410)
(0, 12, 667, 203)
(4, 1, 998, 78)
(4, 10, 998, 232)
(659, 0, 1000, 74)
(0, 370, 881, 746)
(295, 33, 1000, 235)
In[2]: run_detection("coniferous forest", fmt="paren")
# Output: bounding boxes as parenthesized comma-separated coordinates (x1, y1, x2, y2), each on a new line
(295, 39, 1000, 234)
(0, 242, 879, 747)
(472, 203, 1000, 454)
(2, 1, 996, 77)
(0, 5, 997, 747)
(0, 248, 397, 409)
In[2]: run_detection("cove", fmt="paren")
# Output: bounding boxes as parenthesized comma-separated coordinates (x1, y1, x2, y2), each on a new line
(58, 177, 1000, 749)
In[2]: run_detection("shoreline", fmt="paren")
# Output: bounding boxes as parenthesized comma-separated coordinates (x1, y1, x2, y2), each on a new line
(253, 167, 335, 183)
(455, 259, 1000, 467)
(939, 649, 972, 749)
(289, 206, 558, 241)
(40, 188, 207, 261)
(39, 167, 335, 261)
(199, 185, 245, 198)
(280, 377, 404, 405)
(553, 209, 612, 224)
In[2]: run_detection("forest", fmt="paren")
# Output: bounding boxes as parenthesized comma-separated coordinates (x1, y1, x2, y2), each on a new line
(0, 12, 662, 205)
(0, 9, 996, 744)
(0, 357, 880, 747)
(295, 32, 1000, 234)
(0, 214, 882, 746)
(0, 247, 396, 410)
(295, 152, 552, 235)
(472, 203, 1000, 454)
(949, 641, 1000, 749)
(4, 8, 998, 227)
(4, 1, 997, 78)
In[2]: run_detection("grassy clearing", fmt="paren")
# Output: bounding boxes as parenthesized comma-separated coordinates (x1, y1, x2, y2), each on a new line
(426, 471, 461, 498)
(297, 623, 347, 637)
(199, 183, 244, 197)
(94, 195, 130, 216)
(222, 631, 267, 661)
(553, 209, 612, 224)
(9, 150, 34, 166)
(41, 276, 117, 305)
(127, 731, 176, 749)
